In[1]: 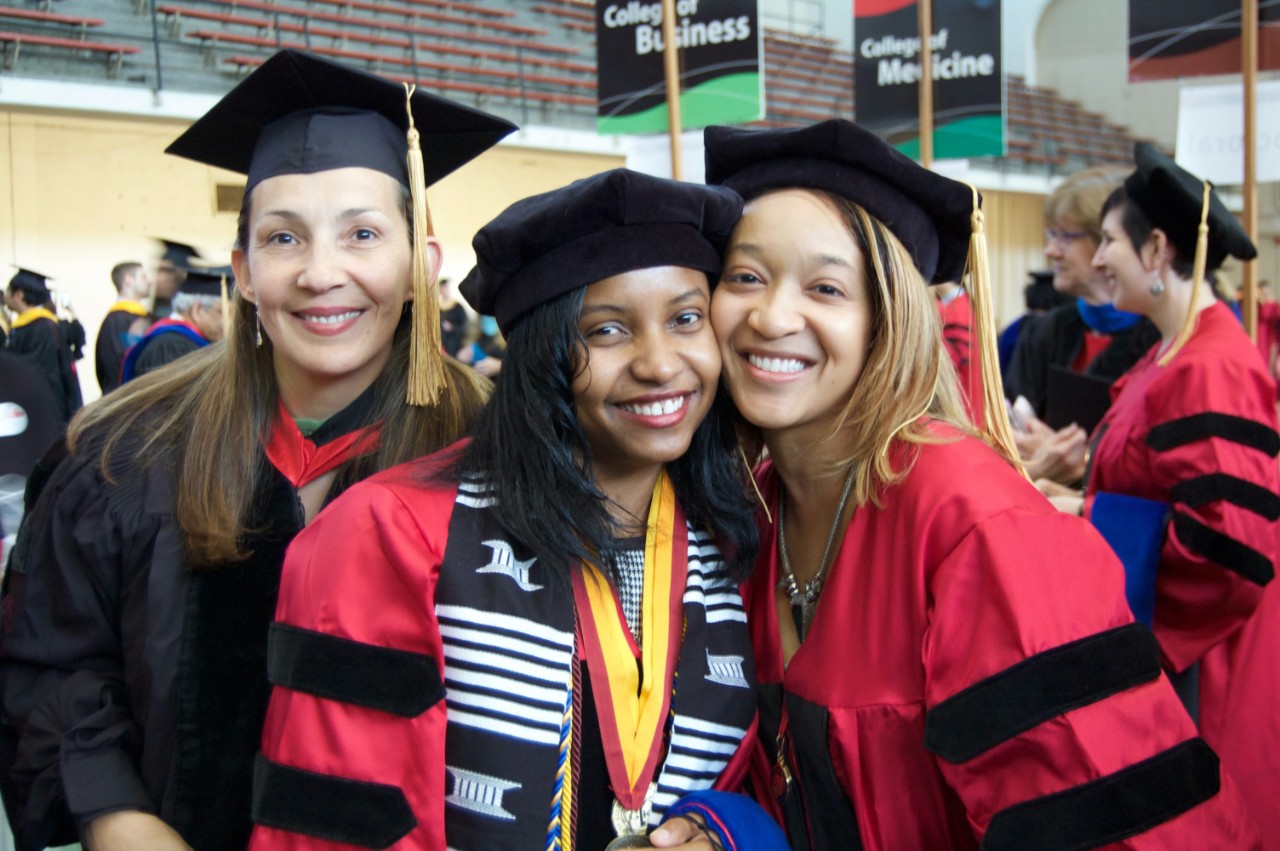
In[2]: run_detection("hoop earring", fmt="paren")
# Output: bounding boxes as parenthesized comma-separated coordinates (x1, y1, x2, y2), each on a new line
(1149, 272, 1166, 296)
(254, 308, 264, 347)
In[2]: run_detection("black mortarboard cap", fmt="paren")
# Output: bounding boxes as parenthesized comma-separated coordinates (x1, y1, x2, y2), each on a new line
(164, 49, 517, 193)
(461, 168, 743, 335)
(157, 239, 201, 266)
(9, 267, 52, 294)
(177, 263, 233, 297)
(704, 119, 975, 284)
(1124, 143, 1256, 271)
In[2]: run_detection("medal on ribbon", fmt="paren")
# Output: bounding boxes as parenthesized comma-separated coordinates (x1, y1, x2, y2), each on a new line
(571, 472, 685, 849)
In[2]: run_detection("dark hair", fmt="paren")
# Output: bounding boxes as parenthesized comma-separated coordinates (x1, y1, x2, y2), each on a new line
(8, 275, 49, 306)
(1101, 187, 1196, 281)
(445, 285, 758, 584)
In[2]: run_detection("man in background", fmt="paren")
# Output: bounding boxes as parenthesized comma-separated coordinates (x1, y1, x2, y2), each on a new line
(4, 269, 78, 424)
(95, 261, 152, 394)
(121, 264, 228, 381)
(152, 239, 201, 320)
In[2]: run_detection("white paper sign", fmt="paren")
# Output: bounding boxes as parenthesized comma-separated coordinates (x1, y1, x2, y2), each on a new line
(1176, 81, 1280, 185)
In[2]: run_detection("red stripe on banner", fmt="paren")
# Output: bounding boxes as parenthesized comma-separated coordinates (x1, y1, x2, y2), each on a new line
(854, 0, 916, 19)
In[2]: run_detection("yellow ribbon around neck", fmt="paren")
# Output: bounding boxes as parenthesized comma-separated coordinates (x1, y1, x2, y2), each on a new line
(575, 471, 680, 795)
(109, 300, 149, 317)
(11, 307, 58, 329)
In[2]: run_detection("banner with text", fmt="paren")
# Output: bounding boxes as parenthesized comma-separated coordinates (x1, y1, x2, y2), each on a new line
(596, 0, 763, 135)
(1129, 0, 1280, 82)
(853, 0, 1003, 159)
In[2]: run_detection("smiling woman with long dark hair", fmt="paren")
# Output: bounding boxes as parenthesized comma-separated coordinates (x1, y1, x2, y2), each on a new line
(248, 169, 781, 851)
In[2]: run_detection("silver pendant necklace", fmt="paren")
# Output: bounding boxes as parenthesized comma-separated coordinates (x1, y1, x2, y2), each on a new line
(777, 468, 856, 640)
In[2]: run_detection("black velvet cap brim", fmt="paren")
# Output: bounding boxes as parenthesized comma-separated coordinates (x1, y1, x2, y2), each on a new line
(165, 49, 516, 192)
(1125, 143, 1256, 270)
(704, 120, 976, 284)
(460, 168, 742, 335)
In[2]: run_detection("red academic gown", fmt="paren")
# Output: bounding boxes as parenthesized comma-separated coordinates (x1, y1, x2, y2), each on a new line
(937, 289, 982, 422)
(1085, 300, 1280, 845)
(250, 452, 757, 851)
(743, 427, 1259, 850)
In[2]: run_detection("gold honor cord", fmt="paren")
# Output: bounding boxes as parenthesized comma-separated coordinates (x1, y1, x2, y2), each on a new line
(1158, 181, 1213, 367)
(403, 83, 445, 406)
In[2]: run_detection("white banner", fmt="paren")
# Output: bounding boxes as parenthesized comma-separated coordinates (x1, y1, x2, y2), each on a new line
(1176, 81, 1280, 185)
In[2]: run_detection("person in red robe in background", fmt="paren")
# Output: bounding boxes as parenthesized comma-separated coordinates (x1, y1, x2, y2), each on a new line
(1052, 143, 1279, 847)
(935, 281, 981, 422)
(688, 119, 1259, 849)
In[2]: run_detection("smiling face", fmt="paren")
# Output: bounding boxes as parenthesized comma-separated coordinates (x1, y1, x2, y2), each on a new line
(570, 266, 720, 486)
(232, 167, 432, 410)
(1093, 204, 1155, 316)
(711, 189, 871, 442)
(1044, 218, 1102, 298)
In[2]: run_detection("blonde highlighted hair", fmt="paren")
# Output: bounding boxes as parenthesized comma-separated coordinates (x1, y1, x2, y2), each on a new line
(1043, 166, 1127, 242)
(797, 193, 979, 507)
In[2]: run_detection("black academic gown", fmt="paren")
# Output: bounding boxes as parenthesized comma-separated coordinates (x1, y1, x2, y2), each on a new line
(131, 330, 204, 379)
(0, 392, 377, 851)
(0, 352, 63, 479)
(1002, 302, 1160, 417)
(95, 309, 145, 395)
(5, 316, 70, 424)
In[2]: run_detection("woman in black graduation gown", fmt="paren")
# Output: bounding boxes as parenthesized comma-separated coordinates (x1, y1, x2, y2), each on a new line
(0, 50, 513, 851)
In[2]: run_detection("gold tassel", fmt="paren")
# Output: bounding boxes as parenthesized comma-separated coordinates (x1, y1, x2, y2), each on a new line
(1157, 181, 1211, 367)
(403, 83, 445, 406)
(962, 182, 1027, 477)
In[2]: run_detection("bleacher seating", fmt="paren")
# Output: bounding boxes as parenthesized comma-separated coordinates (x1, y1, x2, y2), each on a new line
(0, 0, 1149, 174)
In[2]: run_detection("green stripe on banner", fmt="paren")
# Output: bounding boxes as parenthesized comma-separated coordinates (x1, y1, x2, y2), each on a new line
(895, 114, 1005, 160)
(597, 72, 762, 135)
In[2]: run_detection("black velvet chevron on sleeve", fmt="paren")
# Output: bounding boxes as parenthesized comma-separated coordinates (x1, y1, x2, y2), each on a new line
(925, 624, 1161, 764)
(1146, 412, 1280, 457)
(1172, 512, 1275, 586)
(1171, 473, 1280, 521)
(252, 755, 416, 849)
(980, 738, 1220, 851)
(267, 622, 445, 717)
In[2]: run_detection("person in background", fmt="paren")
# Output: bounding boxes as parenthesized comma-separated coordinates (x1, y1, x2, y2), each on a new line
(120, 263, 230, 381)
(48, 289, 86, 416)
(95, 261, 153, 394)
(997, 269, 1073, 372)
(1048, 143, 1279, 847)
(437, 276, 470, 358)
(935, 281, 979, 421)
(4, 269, 77, 424)
(456, 311, 504, 378)
(685, 119, 1258, 848)
(1005, 167, 1160, 417)
(0, 49, 513, 851)
(152, 239, 201, 320)
(249, 169, 780, 851)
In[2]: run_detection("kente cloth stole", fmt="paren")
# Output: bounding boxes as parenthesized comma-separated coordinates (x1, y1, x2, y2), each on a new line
(435, 472, 757, 851)
(263, 402, 381, 488)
